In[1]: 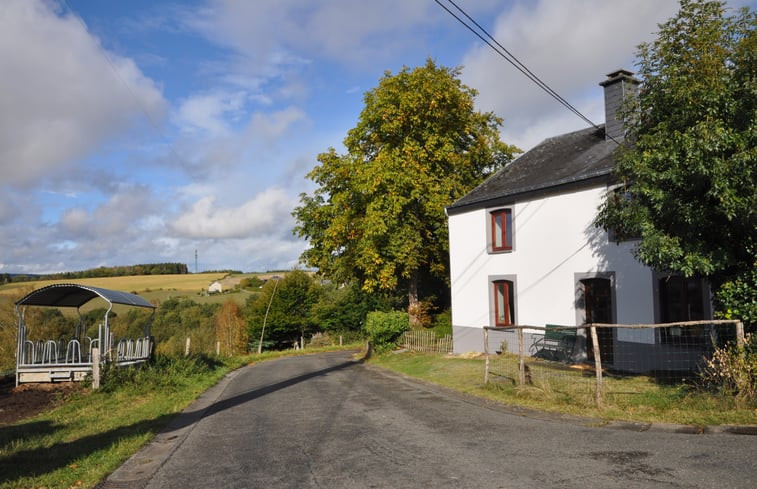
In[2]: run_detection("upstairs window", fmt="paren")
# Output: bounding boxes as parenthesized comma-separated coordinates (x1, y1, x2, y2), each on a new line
(490, 209, 513, 252)
(606, 186, 641, 242)
(493, 280, 514, 326)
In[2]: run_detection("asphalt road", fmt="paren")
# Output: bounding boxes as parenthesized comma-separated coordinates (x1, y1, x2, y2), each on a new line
(103, 350, 757, 489)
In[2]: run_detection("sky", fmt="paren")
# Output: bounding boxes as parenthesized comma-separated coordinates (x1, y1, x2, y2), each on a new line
(0, 0, 751, 275)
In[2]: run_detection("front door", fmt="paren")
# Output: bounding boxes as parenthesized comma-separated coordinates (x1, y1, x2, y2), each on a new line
(582, 278, 614, 364)
(658, 276, 708, 345)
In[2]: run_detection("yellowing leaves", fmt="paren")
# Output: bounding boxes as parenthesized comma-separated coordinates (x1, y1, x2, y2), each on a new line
(293, 58, 516, 297)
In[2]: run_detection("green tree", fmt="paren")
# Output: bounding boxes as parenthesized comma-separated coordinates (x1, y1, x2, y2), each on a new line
(152, 298, 218, 355)
(596, 1, 756, 312)
(313, 281, 401, 334)
(247, 271, 322, 350)
(294, 59, 518, 326)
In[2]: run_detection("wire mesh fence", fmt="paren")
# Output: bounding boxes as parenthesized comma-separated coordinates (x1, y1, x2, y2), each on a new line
(483, 320, 745, 407)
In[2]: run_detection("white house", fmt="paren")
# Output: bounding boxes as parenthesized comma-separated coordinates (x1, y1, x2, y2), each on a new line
(446, 70, 713, 373)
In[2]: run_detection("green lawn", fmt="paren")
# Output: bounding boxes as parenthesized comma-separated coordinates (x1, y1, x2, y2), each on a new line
(370, 351, 757, 426)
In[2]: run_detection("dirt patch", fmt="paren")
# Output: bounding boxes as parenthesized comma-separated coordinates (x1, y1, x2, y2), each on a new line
(0, 377, 84, 425)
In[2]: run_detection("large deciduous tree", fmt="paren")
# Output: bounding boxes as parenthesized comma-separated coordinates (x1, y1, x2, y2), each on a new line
(596, 0, 756, 321)
(294, 59, 518, 326)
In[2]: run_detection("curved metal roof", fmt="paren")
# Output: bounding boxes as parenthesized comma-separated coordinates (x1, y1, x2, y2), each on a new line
(15, 283, 155, 309)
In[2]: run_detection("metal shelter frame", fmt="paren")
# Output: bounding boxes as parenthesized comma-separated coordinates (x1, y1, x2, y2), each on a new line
(15, 283, 155, 385)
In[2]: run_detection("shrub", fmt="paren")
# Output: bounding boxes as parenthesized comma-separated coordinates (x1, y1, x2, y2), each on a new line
(698, 334, 757, 406)
(714, 264, 757, 333)
(408, 300, 434, 328)
(308, 332, 333, 347)
(431, 309, 452, 338)
(365, 310, 409, 353)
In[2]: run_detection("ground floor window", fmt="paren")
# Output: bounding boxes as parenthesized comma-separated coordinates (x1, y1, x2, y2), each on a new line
(492, 279, 515, 327)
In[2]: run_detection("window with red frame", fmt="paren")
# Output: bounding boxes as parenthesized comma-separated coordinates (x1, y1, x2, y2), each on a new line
(490, 209, 512, 252)
(493, 280, 514, 326)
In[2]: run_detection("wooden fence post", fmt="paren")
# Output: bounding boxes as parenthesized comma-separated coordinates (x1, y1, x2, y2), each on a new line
(736, 321, 745, 348)
(92, 347, 100, 390)
(484, 328, 490, 384)
(185, 337, 191, 356)
(590, 326, 603, 408)
(216, 341, 220, 356)
(518, 327, 525, 386)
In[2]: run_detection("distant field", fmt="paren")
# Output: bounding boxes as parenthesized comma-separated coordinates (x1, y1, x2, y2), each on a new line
(0, 273, 279, 310)
(0, 273, 225, 296)
(139, 287, 259, 307)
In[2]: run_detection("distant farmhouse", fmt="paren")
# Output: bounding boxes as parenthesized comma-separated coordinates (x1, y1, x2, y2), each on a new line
(208, 275, 244, 294)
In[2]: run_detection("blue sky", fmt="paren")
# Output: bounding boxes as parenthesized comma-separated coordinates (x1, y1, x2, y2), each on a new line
(1, 0, 748, 274)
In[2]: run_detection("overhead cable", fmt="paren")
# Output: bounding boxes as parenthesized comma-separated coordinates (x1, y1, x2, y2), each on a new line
(435, 0, 619, 144)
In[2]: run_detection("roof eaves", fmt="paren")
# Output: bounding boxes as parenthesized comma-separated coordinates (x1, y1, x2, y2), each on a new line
(447, 167, 613, 214)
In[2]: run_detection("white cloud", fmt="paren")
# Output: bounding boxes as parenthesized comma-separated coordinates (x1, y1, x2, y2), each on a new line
(59, 184, 160, 240)
(59, 208, 90, 236)
(0, 0, 166, 186)
(172, 187, 296, 239)
(174, 90, 247, 136)
(184, 0, 454, 79)
(461, 0, 679, 149)
(243, 106, 308, 146)
(169, 105, 308, 184)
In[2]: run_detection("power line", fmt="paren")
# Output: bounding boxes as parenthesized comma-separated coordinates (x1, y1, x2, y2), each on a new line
(434, 0, 620, 144)
(62, 0, 195, 165)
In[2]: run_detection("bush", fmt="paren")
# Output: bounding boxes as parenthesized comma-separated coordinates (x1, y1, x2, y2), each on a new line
(365, 310, 409, 353)
(308, 332, 333, 347)
(698, 334, 757, 406)
(714, 264, 757, 333)
(431, 309, 452, 338)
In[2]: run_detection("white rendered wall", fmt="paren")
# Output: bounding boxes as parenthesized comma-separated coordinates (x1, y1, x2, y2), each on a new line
(449, 185, 656, 352)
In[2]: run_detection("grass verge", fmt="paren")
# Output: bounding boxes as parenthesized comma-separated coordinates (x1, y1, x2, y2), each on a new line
(0, 344, 361, 489)
(370, 351, 757, 426)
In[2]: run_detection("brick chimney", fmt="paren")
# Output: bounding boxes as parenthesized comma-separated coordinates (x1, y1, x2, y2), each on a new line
(599, 69, 640, 142)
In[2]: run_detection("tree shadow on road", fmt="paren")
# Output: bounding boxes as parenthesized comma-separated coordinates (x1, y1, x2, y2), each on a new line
(201, 356, 362, 419)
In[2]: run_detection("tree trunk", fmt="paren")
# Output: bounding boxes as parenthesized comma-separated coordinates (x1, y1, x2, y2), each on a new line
(408, 271, 421, 328)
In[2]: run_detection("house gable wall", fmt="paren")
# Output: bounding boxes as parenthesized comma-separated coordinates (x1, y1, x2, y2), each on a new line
(449, 183, 656, 354)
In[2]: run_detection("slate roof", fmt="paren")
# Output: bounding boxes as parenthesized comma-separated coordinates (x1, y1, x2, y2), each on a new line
(447, 125, 618, 214)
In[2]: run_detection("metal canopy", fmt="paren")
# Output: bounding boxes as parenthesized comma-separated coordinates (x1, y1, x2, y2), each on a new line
(15, 283, 155, 309)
